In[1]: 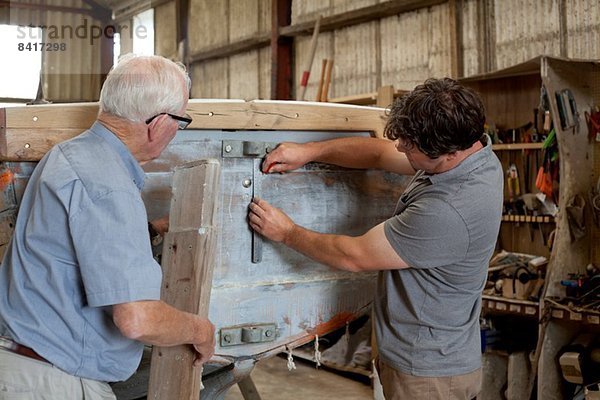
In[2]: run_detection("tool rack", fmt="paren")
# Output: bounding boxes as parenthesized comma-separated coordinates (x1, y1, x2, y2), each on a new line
(461, 56, 600, 400)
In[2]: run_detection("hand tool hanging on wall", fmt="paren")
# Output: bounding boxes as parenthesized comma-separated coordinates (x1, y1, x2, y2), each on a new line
(540, 85, 552, 142)
(535, 129, 559, 202)
(507, 163, 521, 201)
(531, 108, 540, 142)
(297, 16, 322, 101)
(585, 106, 600, 143)
(555, 88, 579, 133)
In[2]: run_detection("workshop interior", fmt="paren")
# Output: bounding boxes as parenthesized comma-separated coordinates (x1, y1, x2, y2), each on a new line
(0, 1, 599, 400)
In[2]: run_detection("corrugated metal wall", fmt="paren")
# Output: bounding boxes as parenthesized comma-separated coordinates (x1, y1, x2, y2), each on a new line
(179, 0, 598, 100)
(154, 2, 176, 59)
(178, 0, 272, 100)
(459, 0, 482, 77)
(294, 1, 454, 97)
(0, 0, 105, 102)
(292, 0, 380, 23)
(494, 0, 561, 70)
(566, 0, 600, 59)
(380, 4, 453, 91)
(4, 0, 598, 101)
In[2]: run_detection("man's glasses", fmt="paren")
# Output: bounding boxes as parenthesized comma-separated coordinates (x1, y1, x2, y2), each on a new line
(145, 113, 192, 130)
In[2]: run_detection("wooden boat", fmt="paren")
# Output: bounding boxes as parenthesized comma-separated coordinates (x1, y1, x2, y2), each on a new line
(0, 100, 408, 399)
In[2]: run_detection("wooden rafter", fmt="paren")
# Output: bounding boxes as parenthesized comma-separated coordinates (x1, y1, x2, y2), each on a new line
(0, 0, 98, 17)
(187, 34, 271, 65)
(280, 0, 447, 37)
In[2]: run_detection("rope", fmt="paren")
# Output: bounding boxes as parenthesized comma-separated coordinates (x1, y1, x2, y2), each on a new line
(286, 346, 296, 371)
(314, 335, 322, 368)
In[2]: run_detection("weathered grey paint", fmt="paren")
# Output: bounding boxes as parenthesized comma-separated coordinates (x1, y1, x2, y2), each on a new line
(2, 128, 409, 362)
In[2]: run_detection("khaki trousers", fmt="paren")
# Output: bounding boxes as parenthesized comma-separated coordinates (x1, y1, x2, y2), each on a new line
(0, 348, 116, 400)
(377, 358, 481, 400)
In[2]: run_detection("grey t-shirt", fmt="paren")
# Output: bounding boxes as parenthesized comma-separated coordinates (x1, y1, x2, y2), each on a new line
(375, 137, 503, 377)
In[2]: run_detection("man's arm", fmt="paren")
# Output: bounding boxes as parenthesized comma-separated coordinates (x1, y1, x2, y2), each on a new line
(248, 198, 409, 271)
(263, 137, 415, 176)
(113, 301, 215, 366)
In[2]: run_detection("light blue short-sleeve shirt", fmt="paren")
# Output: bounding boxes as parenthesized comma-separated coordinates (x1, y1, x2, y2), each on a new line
(0, 122, 162, 382)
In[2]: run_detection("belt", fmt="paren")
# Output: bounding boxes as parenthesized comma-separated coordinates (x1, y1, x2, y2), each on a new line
(0, 336, 49, 363)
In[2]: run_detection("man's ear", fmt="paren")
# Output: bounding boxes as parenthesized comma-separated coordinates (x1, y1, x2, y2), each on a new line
(445, 152, 458, 161)
(146, 115, 165, 143)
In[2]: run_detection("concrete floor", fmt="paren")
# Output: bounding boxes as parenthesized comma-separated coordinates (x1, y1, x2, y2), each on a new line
(224, 356, 373, 400)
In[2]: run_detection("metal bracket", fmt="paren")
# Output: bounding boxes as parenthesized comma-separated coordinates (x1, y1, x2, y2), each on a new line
(219, 323, 277, 347)
(222, 140, 278, 158)
(251, 158, 263, 264)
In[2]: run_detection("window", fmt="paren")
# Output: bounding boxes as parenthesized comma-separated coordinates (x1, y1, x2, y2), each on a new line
(113, 8, 154, 64)
(133, 9, 154, 56)
(0, 24, 42, 105)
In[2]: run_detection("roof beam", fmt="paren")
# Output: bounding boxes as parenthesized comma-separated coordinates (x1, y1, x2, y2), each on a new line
(0, 1, 97, 17)
(280, 0, 447, 37)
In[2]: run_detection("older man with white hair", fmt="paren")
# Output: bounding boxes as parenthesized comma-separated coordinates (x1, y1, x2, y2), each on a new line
(0, 54, 215, 400)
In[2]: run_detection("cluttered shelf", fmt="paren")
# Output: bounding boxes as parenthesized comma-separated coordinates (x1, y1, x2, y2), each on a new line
(482, 295, 539, 318)
(483, 251, 547, 319)
(545, 299, 600, 325)
(501, 215, 555, 223)
(543, 266, 600, 325)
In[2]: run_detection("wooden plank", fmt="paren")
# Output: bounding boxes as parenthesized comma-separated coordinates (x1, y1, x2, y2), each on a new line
(0, 101, 386, 161)
(376, 85, 395, 108)
(329, 92, 378, 105)
(186, 100, 386, 136)
(2, 128, 86, 161)
(507, 352, 531, 400)
(4, 103, 99, 129)
(237, 376, 262, 400)
(148, 160, 221, 400)
(492, 143, 544, 151)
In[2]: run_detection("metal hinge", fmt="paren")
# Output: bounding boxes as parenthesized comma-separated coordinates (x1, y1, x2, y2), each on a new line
(222, 140, 278, 158)
(219, 323, 278, 347)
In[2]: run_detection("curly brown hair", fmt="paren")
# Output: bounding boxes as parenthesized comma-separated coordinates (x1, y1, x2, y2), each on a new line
(384, 78, 485, 158)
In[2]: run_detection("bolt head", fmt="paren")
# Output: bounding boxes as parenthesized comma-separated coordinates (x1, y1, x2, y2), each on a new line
(242, 179, 252, 188)
(225, 145, 232, 153)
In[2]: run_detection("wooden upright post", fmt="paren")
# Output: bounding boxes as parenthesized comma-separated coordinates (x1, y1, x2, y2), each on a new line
(147, 159, 221, 400)
(271, 0, 293, 100)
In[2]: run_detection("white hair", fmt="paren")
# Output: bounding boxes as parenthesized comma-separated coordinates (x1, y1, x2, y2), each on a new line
(99, 54, 191, 122)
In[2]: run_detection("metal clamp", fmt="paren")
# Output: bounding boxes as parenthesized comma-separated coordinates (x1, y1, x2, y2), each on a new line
(220, 323, 277, 347)
(222, 141, 278, 158)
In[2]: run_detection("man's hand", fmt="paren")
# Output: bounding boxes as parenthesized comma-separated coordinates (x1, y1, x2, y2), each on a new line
(248, 198, 295, 243)
(192, 319, 216, 366)
(262, 142, 315, 174)
(113, 301, 217, 367)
